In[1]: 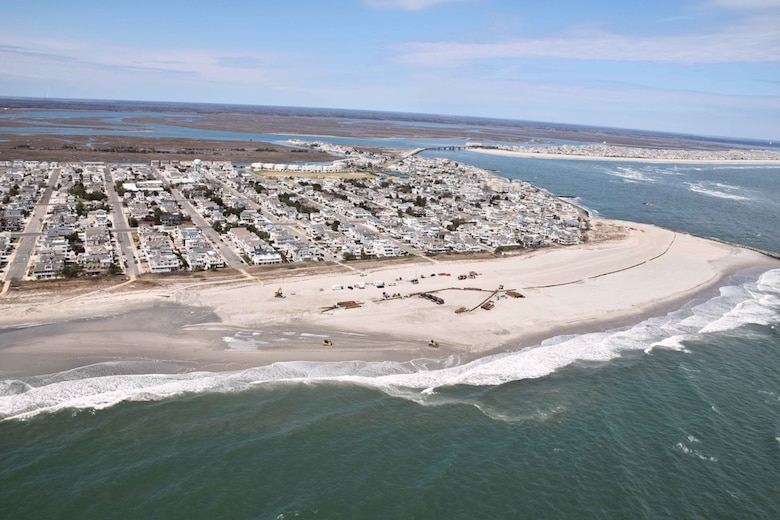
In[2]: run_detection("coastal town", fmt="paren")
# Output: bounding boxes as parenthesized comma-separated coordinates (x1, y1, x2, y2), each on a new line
(0, 142, 586, 284)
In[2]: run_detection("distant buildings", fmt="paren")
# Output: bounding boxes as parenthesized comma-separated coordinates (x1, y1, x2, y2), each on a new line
(1, 148, 590, 282)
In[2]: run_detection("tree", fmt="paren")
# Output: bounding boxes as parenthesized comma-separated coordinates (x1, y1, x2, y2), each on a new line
(330, 220, 340, 232)
(84, 190, 107, 201)
(60, 262, 82, 278)
(69, 181, 87, 198)
(106, 263, 123, 276)
(446, 218, 467, 232)
(65, 232, 84, 254)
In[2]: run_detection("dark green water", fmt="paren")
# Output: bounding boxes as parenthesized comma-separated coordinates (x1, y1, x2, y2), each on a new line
(2, 314, 779, 518)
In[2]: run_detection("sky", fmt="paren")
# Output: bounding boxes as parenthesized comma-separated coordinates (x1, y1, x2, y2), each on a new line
(1, 0, 779, 140)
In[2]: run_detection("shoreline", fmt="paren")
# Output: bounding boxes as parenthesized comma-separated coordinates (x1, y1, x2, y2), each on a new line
(470, 147, 780, 165)
(1, 219, 777, 378)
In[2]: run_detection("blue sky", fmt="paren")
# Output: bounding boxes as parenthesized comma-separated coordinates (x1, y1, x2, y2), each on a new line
(1, 0, 778, 140)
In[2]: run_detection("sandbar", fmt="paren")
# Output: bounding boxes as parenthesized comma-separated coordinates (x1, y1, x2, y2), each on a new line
(471, 147, 780, 165)
(0, 219, 777, 377)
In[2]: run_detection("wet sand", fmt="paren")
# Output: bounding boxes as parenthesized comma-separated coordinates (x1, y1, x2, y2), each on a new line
(1, 219, 777, 378)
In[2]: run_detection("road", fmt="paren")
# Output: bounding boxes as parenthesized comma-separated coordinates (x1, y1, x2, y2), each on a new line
(4, 167, 61, 282)
(208, 169, 344, 262)
(151, 168, 247, 272)
(103, 166, 139, 277)
(200, 167, 429, 263)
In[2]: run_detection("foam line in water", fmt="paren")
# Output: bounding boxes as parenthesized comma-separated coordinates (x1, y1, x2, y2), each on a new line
(599, 165, 656, 183)
(1, 269, 778, 421)
(686, 182, 750, 201)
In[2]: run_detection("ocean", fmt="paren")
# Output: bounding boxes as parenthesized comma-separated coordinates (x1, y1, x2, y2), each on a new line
(1, 107, 779, 519)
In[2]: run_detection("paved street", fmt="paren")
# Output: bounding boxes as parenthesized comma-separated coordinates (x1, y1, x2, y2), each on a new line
(103, 166, 138, 277)
(153, 168, 247, 272)
(4, 168, 61, 282)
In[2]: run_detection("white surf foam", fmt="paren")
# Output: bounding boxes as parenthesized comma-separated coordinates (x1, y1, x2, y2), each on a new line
(651, 165, 688, 175)
(2, 269, 778, 421)
(675, 441, 717, 462)
(601, 166, 656, 183)
(686, 182, 750, 201)
(709, 165, 780, 171)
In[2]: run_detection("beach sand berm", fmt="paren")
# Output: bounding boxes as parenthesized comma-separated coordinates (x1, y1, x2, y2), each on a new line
(1, 219, 777, 377)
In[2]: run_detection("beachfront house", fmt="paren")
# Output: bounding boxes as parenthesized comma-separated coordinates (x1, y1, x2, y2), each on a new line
(32, 256, 65, 280)
(372, 240, 402, 257)
(141, 231, 181, 273)
(185, 246, 226, 270)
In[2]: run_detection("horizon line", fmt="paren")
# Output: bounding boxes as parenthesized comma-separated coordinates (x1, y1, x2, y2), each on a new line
(0, 94, 777, 145)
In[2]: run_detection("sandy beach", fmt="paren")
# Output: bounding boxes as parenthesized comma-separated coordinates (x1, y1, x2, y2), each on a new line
(471, 147, 780, 165)
(1, 219, 777, 377)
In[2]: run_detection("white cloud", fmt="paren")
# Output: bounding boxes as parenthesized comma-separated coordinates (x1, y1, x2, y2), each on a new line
(394, 15, 780, 65)
(363, 0, 467, 10)
(0, 35, 302, 87)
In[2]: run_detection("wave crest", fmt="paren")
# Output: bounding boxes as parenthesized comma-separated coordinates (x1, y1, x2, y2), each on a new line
(2, 269, 778, 421)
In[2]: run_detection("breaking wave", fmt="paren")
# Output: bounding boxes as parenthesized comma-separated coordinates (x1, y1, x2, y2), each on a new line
(686, 182, 750, 201)
(2, 269, 778, 421)
(600, 165, 656, 183)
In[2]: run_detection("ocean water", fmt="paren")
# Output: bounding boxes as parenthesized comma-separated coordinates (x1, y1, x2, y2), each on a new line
(2, 114, 780, 518)
(427, 150, 780, 254)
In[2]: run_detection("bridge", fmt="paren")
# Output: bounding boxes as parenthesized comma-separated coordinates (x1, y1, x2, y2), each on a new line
(381, 145, 466, 169)
(422, 145, 465, 152)
(405, 146, 465, 157)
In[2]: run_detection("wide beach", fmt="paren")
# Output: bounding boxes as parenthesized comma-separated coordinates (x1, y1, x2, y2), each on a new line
(471, 147, 780, 165)
(1, 219, 776, 378)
